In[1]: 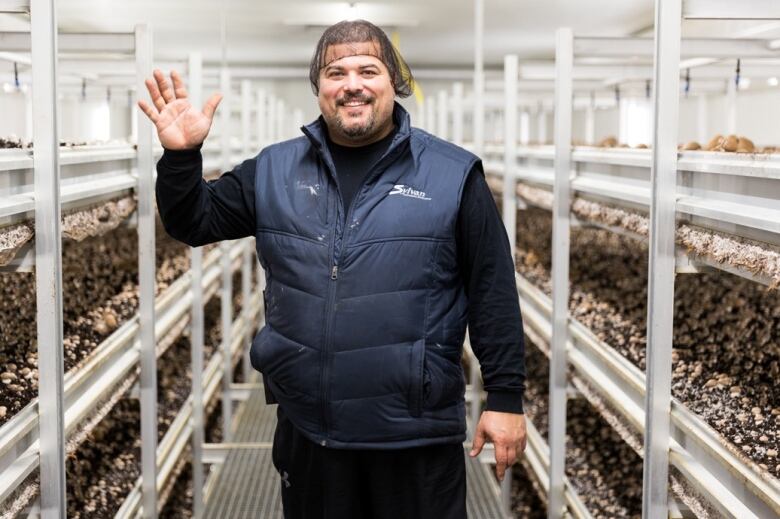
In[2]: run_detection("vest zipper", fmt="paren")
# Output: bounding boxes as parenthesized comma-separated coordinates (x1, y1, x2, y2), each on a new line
(318, 136, 407, 445)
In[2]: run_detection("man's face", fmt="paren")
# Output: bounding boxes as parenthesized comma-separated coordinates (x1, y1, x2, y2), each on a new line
(317, 41, 396, 146)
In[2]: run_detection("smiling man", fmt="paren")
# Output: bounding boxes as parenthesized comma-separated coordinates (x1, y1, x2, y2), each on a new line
(142, 19, 527, 519)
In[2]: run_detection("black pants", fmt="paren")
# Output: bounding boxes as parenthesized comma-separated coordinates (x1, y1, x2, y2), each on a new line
(271, 407, 467, 519)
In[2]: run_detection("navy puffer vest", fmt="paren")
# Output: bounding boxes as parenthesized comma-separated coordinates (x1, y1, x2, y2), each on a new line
(250, 103, 479, 449)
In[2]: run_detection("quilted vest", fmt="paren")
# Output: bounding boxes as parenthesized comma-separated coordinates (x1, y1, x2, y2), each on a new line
(250, 102, 479, 449)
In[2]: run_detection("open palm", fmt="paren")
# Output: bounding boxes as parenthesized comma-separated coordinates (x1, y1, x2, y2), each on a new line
(137, 69, 222, 150)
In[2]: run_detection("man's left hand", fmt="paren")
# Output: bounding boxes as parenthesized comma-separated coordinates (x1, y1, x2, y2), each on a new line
(469, 411, 527, 482)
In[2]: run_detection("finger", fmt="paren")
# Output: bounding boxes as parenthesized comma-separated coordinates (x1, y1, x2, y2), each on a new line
(145, 77, 166, 113)
(495, 444, 509, 481)
(470, 425, 486, 457)
(155, 69, 176, 104)
(137, 100, 159, 123)
(507, 446, 517, 467)
(171, 70, 188, 100)
(202, 93, 223, 121)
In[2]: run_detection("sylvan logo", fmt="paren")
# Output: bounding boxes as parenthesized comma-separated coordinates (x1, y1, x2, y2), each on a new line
(388, 184, 431, 200)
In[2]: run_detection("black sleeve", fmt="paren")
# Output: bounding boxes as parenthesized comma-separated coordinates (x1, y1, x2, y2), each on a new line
(155, 146, 257, 247)
(457, 162, 526, 415)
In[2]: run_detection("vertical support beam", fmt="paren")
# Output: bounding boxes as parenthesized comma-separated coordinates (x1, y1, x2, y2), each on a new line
(473, 0, 484, 156)
(221, 238, 233, 443)
(585, 102, 596, 145)
(503, 54, 518, 262)
(537, 106, 548, 144)
(31, 0, 66, 516)
(187, 51, 205, 519)
(549, 27, 573, 519)
(726, 76, 737, 134)
(135, 23, 157, 519)
(220, 67, 230, 173)
(241, 79, 251, 156)
(219, 66, 233, 443)
(267, 94, 276, 143)
(519, 111, 530, 145)
(24, 88, 33, 142)
(437, 89, 448, 140)
(256, 88, 267, 149)
(696, 94, 708, 144)
(241, 239, 252, 383)
(452, 82, 464, 146)
(643, 0, 681, 517)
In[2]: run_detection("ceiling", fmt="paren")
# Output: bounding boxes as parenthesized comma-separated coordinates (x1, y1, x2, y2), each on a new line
(1, 0, 657, 68)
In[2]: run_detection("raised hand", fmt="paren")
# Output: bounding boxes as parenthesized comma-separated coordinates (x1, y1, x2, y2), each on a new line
(137, 69, 222, 150)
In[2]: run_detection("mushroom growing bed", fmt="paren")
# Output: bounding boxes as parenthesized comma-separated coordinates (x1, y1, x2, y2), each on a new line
(514, 207, 780, 480)
(0, 218, 193, 426)
(521, 340, 644, 518)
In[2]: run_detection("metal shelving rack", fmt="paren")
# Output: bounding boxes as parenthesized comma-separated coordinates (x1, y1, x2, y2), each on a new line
(0, 8, 270, 519)
(469, 3, 780, 519)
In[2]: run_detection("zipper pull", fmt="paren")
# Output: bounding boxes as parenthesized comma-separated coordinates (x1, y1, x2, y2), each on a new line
(331, 265, 339, 280)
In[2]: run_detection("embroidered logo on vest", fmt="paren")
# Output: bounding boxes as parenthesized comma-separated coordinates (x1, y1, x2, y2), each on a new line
(388, 184, 431, 201)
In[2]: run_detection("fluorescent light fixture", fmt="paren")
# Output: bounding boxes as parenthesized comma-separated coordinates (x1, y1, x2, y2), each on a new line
(738, 77, 751, 90)
(768, 77, 779, 87)
(284, 3, 418, 28)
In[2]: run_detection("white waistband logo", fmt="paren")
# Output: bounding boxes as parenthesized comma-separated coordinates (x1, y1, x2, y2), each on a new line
(389, 184, 431, 200)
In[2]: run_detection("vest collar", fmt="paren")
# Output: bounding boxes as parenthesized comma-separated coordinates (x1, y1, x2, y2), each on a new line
(301, 101, 412, 173)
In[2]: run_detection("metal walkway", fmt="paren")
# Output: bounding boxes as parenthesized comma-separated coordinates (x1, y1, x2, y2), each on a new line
(204, 385, 506, 518)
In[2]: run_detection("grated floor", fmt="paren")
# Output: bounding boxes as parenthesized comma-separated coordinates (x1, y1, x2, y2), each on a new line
(204, 387, 505, 518)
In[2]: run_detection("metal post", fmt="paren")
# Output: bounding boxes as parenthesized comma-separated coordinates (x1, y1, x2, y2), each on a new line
(31, 0, 66, 516)
(503, 55, 518, 262)
(135, 23, 157, 519)
(537, 107, 547, 144)
(219, 66, 234, 442)
(549, 27, 573, 519)
(437, 90, 448, 140)
(256, 88, 267, 149)
(187, 51, 205, 519)
(220, 67, 230, 172)
(726, 76, 736, 134)
(267, 94, 276, 143)
(241, 79, 251, 156)
(241, 240, 252, 383)
(221, 241, 233, 441)
(643, 0, 681, 517)
(585, 102, 596, 145)
(519, 111, 530, 145)
(452, 82, 464, 146)
(473, 0, 484, 156)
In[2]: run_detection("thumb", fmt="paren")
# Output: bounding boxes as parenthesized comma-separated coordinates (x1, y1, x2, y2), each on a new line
(470, 423, 486, 457)
(202, 93, 223, 121)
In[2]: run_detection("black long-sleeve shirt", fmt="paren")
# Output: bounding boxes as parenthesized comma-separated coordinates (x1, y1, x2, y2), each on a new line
(156, 136, 526, 414)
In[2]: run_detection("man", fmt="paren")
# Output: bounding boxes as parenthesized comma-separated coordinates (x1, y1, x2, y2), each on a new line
(140, 19, 526, 519)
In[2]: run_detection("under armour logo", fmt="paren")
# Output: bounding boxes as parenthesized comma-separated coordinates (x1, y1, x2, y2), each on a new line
(281, 470, 291, 488)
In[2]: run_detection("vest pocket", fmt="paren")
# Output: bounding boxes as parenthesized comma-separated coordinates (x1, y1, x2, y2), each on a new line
(408, 339, 426, 417)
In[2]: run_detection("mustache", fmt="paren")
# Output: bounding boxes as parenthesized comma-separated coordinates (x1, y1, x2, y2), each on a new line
(337, 94, 373, 106)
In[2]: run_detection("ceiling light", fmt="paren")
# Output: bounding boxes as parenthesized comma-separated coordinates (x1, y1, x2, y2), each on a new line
(739, 78, 751, 90)
(768, 77, 779, 87)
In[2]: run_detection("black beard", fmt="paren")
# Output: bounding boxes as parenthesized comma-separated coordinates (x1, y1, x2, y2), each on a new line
(335, 107, 376, 138)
